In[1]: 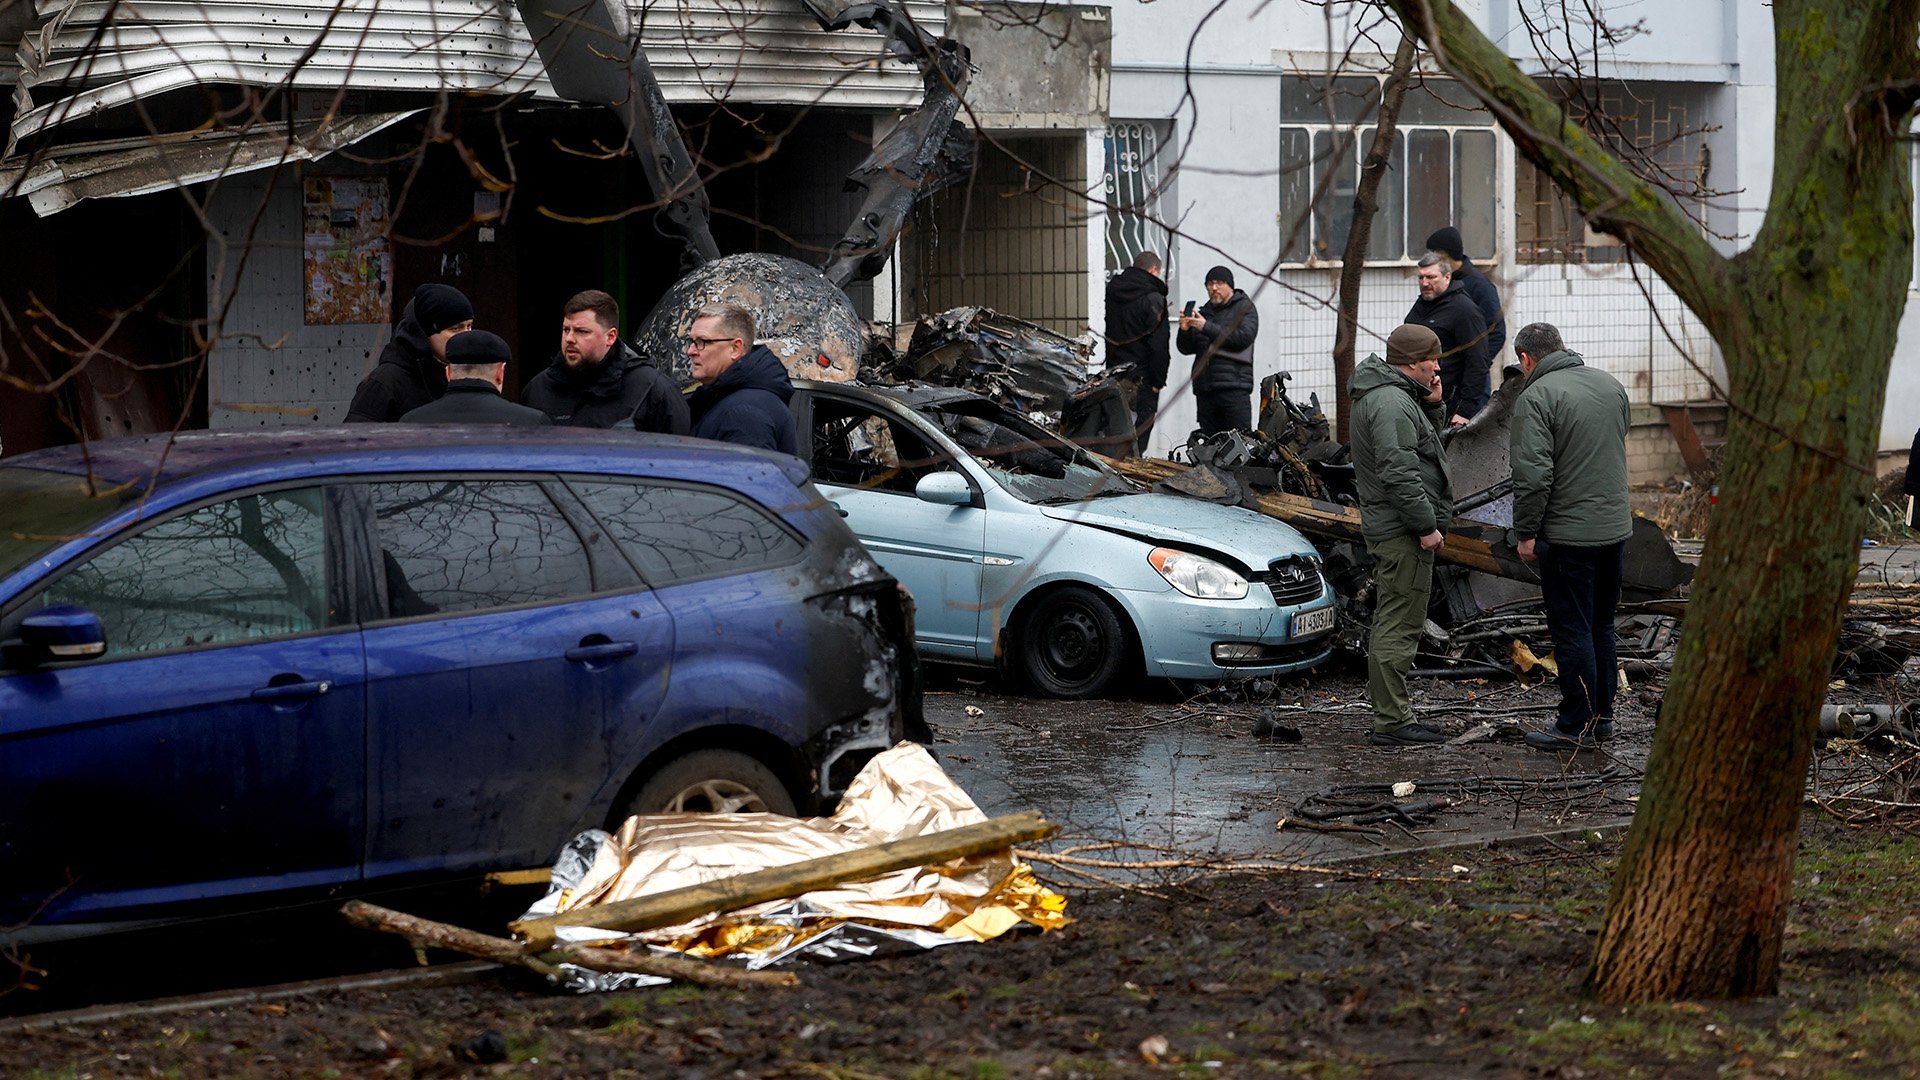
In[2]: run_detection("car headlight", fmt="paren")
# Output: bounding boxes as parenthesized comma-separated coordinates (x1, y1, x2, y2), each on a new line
(1148, 547, 1249, 600)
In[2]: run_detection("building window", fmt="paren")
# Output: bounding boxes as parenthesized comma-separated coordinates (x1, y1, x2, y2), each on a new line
(1104, 121, 1173, 280)
(1515, 80, 1713, 264)
(1278, 74, 1496, 265)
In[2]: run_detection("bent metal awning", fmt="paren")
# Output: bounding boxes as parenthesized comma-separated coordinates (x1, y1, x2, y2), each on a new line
(0, 109, 422, 217)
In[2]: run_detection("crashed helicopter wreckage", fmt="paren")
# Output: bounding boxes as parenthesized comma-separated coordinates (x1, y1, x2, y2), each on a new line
(514, 0, 976, 383)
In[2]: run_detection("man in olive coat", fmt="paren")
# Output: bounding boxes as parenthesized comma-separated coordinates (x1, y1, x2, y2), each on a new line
(1349, 324, 1453, 746)
(1508, 322, 1633, 752)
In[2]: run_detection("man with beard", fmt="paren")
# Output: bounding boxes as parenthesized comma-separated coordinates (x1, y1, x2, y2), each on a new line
(344, 283, 473, 422)
(1404, 253, 1490, 429)
(1104, 250, 1170, 452)
(523, 290, 689, 433)
(1175, 265, 1259, 436)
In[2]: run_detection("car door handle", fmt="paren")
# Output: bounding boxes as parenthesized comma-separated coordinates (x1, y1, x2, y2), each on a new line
(565, 641, 639, 663)
(251, 679, 333, 702)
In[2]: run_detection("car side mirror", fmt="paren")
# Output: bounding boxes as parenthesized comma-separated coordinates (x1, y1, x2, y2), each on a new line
(914, 472, 976, 507)
(3, 605, 107, 668)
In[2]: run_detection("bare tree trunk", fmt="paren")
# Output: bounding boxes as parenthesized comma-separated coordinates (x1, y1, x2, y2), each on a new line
(1384, 0, 1920, 1001)
(1331, 35, 1418, 440)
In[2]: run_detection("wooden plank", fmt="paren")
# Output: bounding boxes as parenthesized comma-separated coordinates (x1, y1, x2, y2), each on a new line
(509, 810, 1061, 951)
(1102, 455, 1534, 582)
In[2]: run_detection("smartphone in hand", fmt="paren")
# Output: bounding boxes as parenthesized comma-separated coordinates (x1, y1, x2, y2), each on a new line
(1182, 300, 1197, 317)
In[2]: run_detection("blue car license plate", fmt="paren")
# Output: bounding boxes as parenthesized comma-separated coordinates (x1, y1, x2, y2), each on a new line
(1290, 605, 1336, 638)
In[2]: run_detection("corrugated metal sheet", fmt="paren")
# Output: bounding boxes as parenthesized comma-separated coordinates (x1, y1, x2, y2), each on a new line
(0, 109, 421, 214)
(8, 0, 942, 148)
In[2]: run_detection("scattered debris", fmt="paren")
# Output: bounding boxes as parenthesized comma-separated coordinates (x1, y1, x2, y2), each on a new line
(883, 306, 1092, 415)
(341, 745, 1064, 993)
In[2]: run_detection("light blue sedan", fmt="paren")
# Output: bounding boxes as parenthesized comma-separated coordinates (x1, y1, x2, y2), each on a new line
(790, 383, 1337, 697)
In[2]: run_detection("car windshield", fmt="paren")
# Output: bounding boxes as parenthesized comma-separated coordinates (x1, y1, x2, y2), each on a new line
(0, 466, 143, 580)
(921, 400, 1142, 504)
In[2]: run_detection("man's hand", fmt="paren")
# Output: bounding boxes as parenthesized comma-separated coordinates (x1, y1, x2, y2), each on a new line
(1418, 530, 1445, 552)
(1186, 312, 1207, 332)
(1517, 538, 1537, 562)
(1449, 413, 1470, 429)
(1425, 374, 1444, 404)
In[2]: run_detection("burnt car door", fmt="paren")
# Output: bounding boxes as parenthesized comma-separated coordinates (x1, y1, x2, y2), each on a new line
(0, 485, 365, 929)
(799, 393, 988, 660)
(350, 476, 673, 878)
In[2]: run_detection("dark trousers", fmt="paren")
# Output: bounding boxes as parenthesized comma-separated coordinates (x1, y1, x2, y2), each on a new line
(1194, 388, 1251, 436)
(1133, 385, 1161, 453)
(1539, 540, 1625, 733)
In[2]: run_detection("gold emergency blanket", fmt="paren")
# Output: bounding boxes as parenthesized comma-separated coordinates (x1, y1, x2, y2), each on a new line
(548, 742, 1067, 960)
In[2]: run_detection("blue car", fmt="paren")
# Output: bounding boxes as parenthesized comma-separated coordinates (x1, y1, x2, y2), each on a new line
(790, 383, 1336, 697)
(0, 426, 919, 941)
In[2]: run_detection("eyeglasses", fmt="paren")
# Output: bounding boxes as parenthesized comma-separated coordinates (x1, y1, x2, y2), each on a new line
(690, 335, 741, 349)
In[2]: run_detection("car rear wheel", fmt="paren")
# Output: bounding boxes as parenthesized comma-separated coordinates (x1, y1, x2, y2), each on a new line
(624, 749, 798, 816)
(1018, 585, 1129, 699)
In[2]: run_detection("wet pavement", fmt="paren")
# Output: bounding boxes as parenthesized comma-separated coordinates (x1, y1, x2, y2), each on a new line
(929, 668, 1653, 876)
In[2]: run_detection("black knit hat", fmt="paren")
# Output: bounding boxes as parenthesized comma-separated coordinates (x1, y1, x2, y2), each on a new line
(1424, 226, 1465, 261)
(1205, 265, 1235, 288)
(444, 329, 510, 367)
(411, 283, 475, 336)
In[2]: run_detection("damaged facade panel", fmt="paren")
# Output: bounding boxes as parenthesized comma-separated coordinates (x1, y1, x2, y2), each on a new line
(5, 0, 941, 153)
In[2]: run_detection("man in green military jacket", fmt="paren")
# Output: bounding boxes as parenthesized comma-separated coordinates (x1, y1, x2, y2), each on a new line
(1350, 324, 1453, 746)
(1508, 322, 1633, 752)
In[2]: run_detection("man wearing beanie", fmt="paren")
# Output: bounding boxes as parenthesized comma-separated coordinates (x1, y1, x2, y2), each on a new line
(1175, 265, 1260, 435)
(1349, 324, 1453, 746)
(345, 283, 474, 422)
(523, 289, 690, 433)
(1424, 225, 1505, 360)
(400, 331, 551, 426)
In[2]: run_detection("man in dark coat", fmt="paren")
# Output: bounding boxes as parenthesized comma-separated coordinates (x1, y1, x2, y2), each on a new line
(344, 283, 473, 422)
(685, 302, 798, 454)
(400, 331, 551, 426)
(1175, 265, 1259, 436)
(522, 289, 690, 433)
(1104, 250, 1170, 453)
(1405, 253, 1491, 428)
(1904, 426, 1919, 527)
(1424, 225, 1505, 360)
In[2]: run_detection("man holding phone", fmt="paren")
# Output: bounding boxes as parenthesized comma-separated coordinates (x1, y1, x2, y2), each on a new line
(1176, 265, 1260, 435)
(1348, 324, 1453, 746)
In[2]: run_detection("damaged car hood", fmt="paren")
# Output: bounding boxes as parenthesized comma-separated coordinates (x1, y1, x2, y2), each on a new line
(1038, 492, 1319, 571)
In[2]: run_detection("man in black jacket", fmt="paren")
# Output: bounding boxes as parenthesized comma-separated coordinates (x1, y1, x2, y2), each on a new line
(1175, 265, 1259, 436)
(1104, 250, 1170, 452)
(1405, 253, 1491, 428)
(686, 303, 798, 454)
(522, 290, 690, 433)
(1424, 225, 1505, 361)
(400, 331, 551, 426)
(344, 283, 473, 422)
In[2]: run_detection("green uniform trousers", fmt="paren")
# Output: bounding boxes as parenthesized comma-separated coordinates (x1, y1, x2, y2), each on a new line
(1365, 533, 1435, 732)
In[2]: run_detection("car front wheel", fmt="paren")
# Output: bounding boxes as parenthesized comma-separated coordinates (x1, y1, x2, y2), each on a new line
(1018, 585, 1129, 699)
(624, 749, 799, 816)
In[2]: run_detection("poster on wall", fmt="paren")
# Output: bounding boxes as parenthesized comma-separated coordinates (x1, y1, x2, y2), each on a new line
(303, 177, 391, 325)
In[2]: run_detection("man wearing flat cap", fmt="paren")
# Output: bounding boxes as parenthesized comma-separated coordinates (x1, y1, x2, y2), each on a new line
(1349, 324, 1453, 747)
(346, 282, 475, 422)
(1175, 265, 1260, 436)
(400, 331, 551, 426)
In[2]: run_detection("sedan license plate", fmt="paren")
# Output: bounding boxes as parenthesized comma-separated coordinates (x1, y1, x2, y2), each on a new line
(1291, 604, 1336, 638)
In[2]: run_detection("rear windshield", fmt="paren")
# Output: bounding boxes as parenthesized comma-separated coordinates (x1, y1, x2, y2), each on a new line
(0, 466, 142, 580)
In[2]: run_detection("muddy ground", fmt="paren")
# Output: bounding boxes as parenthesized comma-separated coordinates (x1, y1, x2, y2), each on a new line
(6, 658, 1919, 1079)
